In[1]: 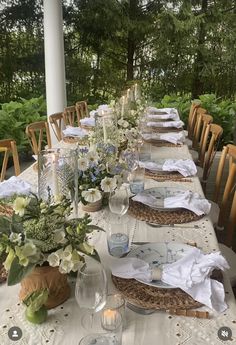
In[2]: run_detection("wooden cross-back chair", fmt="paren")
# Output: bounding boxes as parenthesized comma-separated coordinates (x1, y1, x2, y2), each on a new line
(0, 139, 21, 181)
(25, 121, 52, 155)
(199, 123, 223, 192)
(187, 103, 199, 139)
(213, 144, 236, 231)
(63, 106, 79, 127)
(49, 112, 64, 141)
(76, 101, 88, 121)
(192, 114, 213, 161)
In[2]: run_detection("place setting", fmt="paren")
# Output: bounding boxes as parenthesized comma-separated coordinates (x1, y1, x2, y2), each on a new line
(128, 186, 211, 225)
(139, 158, 197, 182)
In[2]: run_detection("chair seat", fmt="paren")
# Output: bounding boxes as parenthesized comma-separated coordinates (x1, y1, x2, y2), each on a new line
(189, 149, 198, 162)
(185, 138, 192, 148)
(219, 243, 236, 286)
(209, 200, 220, 226)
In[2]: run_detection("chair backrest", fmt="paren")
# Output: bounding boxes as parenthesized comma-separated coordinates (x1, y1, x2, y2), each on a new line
(213, 144, 236, 232)
(192, 113, 213, 154)
(63, 106, 79, 127)
(224, 184, 236, 247)
(200, 123, 223, 191)
(49, 112, 64, 141)
(187, 103, 199, 139)
(0, 139, 21, 181)
(25, 121, 52, 155)
(75, 101, 88, 121)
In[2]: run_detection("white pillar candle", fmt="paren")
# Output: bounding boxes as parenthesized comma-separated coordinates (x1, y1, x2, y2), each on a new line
(52, 153, 59, 198)
(102, 113, 107, 143)
(121, 96, 125, 118)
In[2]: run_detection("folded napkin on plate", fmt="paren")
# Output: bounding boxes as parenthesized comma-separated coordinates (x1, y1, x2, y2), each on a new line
(147, 120, 184, 128)
(147, 107, 176, 114)
(62, 126, 88, 137)
(162, 159, 197, 177)
(159, 131, 186, 144)
(0, 176, 31, 198)
(132, 190, 211, 215)
(110, 247, 229, 312)
(147, 113, 178, 120)
(164, 190, 211, 215)
(80, 117, 95, 127)
(139, 159, 197, 177)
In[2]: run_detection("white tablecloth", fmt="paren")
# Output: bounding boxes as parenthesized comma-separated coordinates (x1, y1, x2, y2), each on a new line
(0, 144, 236, 345)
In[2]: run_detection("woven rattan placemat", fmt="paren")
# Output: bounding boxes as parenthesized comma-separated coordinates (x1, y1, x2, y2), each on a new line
(145, 170, 192, 182)
(151, 127, 183, 133)
(144, 139, 182, 147)
(112, 275, 202, 310)
(62, 136, 88, 145)
(128, 199, 203, 224)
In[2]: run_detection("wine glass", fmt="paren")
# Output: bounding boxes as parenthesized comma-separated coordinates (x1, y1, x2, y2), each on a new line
(109, 187, 129, 222)
(108, 187, 130, 257)
(75, 258, 107, 331)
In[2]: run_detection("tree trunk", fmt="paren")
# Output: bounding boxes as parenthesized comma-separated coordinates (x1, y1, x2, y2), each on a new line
(126, 0, 138, 81)
(191, 0, 208, 99)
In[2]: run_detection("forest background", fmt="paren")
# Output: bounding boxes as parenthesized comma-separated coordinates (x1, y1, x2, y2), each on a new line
(0, 0, 236, 154)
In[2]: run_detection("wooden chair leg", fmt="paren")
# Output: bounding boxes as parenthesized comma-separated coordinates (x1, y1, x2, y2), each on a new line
(0, 149, 9, 181)
(11, 141, 21, 176)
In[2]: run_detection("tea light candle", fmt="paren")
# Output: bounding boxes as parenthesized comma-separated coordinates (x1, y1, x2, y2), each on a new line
(102, 309, 121, 331)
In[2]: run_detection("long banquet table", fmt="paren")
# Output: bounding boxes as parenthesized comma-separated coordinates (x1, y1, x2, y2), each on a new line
(0, 141, 236, 345)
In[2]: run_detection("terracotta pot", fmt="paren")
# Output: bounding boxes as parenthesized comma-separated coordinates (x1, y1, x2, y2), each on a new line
(19, 266, 70, 309)
(82, 198, 103, 212)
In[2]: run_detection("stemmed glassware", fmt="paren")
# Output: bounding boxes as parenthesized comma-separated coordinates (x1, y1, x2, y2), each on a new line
(107, 187, 130, 257)
(109, 186, 129, 222)
(75, 258, 107, 331)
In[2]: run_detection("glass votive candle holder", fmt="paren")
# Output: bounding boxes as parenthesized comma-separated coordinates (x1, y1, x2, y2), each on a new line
(105, 294, 126, 329)
(101, 309, 122, 345)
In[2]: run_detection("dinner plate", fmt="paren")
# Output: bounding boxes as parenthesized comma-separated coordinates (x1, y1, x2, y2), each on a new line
(138, 186, 189, 211)
(127, 242, 192, 288)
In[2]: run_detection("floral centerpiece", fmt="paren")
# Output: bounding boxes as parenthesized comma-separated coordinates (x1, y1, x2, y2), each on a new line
(77, 145, 128, 210)
(0, 194, 102, 320)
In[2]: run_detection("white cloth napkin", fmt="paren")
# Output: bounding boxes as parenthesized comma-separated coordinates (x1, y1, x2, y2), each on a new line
(89, 110, 98, 117)
(147, 107, 176, 114)
(162, 159, 197, 177)
(132, 190, 211, 215)
(110, 247, 229, 312)
(80, 117, 95, 127)
(0, 176, 31, 198)
(147, 120, 184, 128)
(164, 190, 211, 215)
(139, 159, 197, 177)
(147, 113, 179, 120)
(159, 131, 186, 144)
(62, 126, 88, 137)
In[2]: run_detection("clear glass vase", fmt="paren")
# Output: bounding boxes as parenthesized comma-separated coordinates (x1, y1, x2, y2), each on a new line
(38, 148, 78, 215)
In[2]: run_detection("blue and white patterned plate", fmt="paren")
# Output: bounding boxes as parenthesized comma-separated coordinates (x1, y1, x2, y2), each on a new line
(128, 242, 192, 289)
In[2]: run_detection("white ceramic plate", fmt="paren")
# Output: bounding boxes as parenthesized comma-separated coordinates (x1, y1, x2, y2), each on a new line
(128, 242, 192, 288)
(140, 186, 189, 211)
